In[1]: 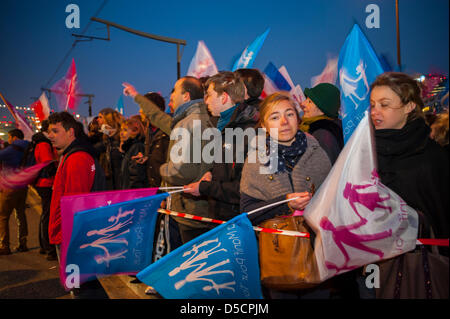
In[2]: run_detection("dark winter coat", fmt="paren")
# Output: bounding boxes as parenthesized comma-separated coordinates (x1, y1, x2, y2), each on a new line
(120, 136, 148, 190)
(145, 128, 169, 188)
(198, 102, 259, 221)
(375, 117, 449, 255)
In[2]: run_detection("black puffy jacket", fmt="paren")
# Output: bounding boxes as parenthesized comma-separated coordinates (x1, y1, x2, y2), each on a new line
(198, 102, 259, 221)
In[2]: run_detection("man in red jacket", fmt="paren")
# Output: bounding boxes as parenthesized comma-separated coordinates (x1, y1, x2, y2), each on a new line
(33, 120, 58, 260)
(47, 112, 106, 298)
(47, 112, 99, 250)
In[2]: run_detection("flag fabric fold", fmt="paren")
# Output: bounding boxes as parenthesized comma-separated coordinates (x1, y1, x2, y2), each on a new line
(51, 58, 82, 111)
(0, 161, 54, 191)
(60, 187, 160, 289)
(187, 41, 219, 78)
(311, 57, 338, 88)
(232, 28, 270, 71)
(0, 92, 34, 141)
(303, 112, 418, 282)
(137, 213, 263, 299)
(337, 24, 384, 143)
(116, 95, 124, 115)
(31, 92, 50, 122)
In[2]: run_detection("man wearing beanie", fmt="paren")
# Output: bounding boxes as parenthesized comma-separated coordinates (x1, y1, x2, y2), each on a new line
(299, 83, 344, 164)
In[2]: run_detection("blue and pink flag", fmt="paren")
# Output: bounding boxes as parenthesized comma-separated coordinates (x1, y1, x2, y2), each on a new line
(337, 24, 384, 143)
(137, 213, 263, 299)
(60, 187, 160, 289)
(231, 28, 270, 71)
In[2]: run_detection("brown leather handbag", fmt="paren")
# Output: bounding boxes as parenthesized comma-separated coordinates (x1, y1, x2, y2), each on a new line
(258, 215, 320, 291)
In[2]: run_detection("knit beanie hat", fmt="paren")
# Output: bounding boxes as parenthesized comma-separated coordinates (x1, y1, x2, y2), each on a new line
(304, 83, 341, 118)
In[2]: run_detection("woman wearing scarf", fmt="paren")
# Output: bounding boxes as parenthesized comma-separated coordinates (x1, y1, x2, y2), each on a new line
(240, 92, 331, 227)
(370, 72, 449, 298)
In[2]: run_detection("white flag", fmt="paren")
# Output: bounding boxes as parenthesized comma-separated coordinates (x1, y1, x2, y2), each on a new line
(278, 65, 305, 106)
(303, 112, 418, 282)
(311, 57, 338, 88)
(187, 41, 218, 78)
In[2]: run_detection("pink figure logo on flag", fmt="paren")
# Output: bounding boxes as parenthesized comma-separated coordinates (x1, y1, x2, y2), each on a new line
(320, 169, 394, 275)
(79, 208, 134, 267)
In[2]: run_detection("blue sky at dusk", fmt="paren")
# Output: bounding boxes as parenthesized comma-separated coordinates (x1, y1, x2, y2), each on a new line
(0, 0, 448, 117)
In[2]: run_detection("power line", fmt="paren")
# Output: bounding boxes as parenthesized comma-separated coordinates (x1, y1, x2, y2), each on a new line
(43, 0, 109, 88)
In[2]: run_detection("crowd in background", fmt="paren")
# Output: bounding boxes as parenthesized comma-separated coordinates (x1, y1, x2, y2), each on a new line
(0, 69, 448, 299)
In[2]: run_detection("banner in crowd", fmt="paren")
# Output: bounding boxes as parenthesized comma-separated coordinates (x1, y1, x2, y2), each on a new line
(116, 95, 124, 115)
(187, 41, 218, 79)
(0, 161, 54, 191)
(60, 187, 159, 289)
(337, 24, 384, 143)
(65, 192, 167, 289)
(311, 57, 338, 88)
(261, 62, 292, 97)
(0, 92, 34, 141)
(303, 112, 418, 282)
(138, 213, 263, 299)
(278, 65, 305, 107)
(51, 58, 82, 111)
(31, 92, 50, 122)
(231, 28, 270, 71)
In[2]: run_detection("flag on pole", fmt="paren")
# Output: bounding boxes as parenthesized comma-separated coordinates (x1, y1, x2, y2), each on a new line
(232, 28, 270, 71)
(303, 112, 418, 282)
(31, 92, 50, 122)
(64, 192, 167, 289)
(0, 92, 34, 141)
(261, 62, 292, 99)
(278, 65, 306, 107)
(337, 24, 384, 143)
(137, 213, 263, 299)
(311, 57, 338, 88)
(60, 187, 159, 289)
(51, 58, 82, 111)
(187, 41, 218, 78)
(116, 95, 124, 115)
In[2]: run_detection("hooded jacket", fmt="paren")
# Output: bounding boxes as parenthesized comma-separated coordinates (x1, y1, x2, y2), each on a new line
(49, 139, 105, 244)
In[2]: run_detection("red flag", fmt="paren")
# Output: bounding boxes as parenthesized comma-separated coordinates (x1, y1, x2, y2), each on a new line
(51, 58, 82, 111)
(31, 92, 50, 122)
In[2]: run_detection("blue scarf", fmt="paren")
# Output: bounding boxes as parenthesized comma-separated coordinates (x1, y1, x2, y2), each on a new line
(173, 99, 204, 121)
(265, 130, 307, 174)
(217, 105, 237, 132)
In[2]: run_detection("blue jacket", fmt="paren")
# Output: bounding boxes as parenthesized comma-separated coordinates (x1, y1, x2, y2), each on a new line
(0, 139, 30, 168)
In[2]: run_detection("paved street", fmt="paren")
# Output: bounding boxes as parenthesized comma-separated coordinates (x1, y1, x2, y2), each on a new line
(0, 187, 71, 299)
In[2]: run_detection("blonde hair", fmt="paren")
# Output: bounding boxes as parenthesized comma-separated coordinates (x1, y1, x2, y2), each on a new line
(258, 91, 299, 128)
(123, 116, 145, 139)
(431, 112, 449, 147)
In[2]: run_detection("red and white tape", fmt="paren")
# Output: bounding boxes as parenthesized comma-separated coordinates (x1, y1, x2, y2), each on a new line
(157, 208, 449, 246)
(157, 209, 310, 238)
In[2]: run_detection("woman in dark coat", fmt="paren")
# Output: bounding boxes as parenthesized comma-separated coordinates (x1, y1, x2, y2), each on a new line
(97, 108, 124, 190)
(119, 117, 148, 190)
(370, 72, 449, 298)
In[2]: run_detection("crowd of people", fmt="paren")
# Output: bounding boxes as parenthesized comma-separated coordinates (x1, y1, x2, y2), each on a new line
(0, 69, 448, 299)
